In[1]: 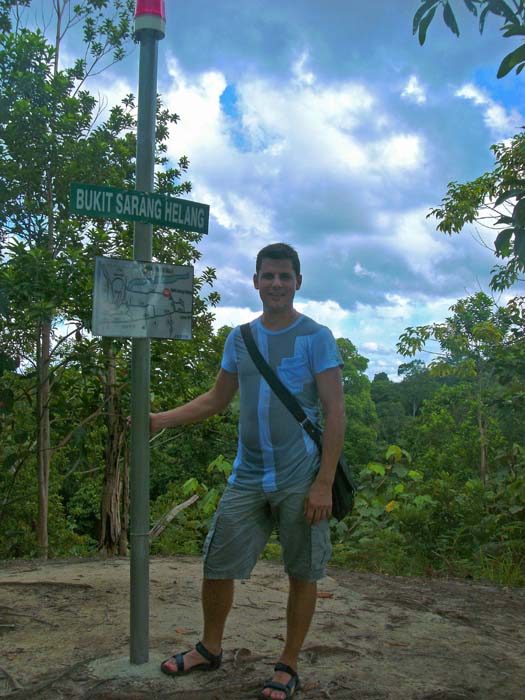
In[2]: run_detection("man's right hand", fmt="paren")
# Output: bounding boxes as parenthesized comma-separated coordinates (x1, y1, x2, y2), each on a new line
(127, 413, 161, 434)
(149, 412, 161, 434)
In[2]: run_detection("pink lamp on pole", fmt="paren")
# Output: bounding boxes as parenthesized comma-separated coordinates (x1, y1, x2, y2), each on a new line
(134, 0, 166, 38)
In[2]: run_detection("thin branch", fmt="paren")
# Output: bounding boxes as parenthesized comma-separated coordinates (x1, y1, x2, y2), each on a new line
(59, 0, 84, 43)
(62, 466, 101, 480)
(48, 381, 129, 459)
(149, 427, 168, 444)
(149, 494, 199, 539)
(50, 407, 99, 457)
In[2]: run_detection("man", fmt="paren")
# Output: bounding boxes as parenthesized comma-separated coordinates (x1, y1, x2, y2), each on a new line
(154, 243, 345, 700)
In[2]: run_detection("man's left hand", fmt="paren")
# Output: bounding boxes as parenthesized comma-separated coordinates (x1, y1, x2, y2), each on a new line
(304, 480, 332, 524)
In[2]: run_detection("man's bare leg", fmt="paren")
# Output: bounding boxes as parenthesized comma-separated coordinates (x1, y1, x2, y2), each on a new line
(202, 578, 234, 652)
(262, 577, 317, 699)
(162, 578, 233, 673)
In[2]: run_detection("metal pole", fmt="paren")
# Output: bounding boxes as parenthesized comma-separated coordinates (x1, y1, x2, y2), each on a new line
(130, 4, 163, 663)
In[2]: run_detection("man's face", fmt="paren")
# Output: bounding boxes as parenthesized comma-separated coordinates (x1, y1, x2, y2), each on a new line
(253, 258, 302, 313)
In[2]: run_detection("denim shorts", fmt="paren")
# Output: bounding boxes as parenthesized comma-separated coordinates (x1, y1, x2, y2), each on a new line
(202, 483, 332, 582)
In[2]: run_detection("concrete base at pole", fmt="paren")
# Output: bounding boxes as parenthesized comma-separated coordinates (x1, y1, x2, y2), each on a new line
(88, 654, 166, 680)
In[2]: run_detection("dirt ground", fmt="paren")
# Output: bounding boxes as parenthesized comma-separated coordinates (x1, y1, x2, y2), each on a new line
(0, 556, 524, 700)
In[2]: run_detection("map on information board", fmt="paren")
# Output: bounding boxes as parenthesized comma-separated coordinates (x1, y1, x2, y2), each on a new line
(92, 257, 193, 339)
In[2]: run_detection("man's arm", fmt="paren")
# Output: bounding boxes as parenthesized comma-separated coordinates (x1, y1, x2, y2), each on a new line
(304, 366, 346, 524)
(150, 369, 238, 432)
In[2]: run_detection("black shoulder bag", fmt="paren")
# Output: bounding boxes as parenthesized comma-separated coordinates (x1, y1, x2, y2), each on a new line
(240, 323, 356, 520)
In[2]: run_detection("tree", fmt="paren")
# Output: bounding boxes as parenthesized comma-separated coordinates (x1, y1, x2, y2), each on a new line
(403, 381, 506, 480)
(369, 372, 408, 451)
(427, 133, 525, 294)
(412, 4, 525, 460)
(412, 1, 525, 284)
(0, 0, 222, 558)
(397, 360, 442, 417)
(397, 292, 513, 482)
(0, 1, 134, 556)
(336, 338, 378, 465)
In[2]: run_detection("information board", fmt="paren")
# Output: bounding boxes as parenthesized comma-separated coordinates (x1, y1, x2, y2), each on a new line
(92, 257, 193, 339)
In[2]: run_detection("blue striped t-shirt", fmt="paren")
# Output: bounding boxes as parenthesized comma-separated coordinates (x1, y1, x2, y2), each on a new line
(221, 314, 342, 492)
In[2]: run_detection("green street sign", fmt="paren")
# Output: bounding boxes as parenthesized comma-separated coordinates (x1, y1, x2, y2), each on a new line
(70, 183, 209, 234)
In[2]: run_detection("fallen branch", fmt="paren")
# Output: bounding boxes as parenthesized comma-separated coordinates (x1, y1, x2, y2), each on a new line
(0, 608, 57, 627)
(0, 581, 92, 589)
(149, 494, 199, 540)
(5, 657, 98, 699)
(0, 664, 22, 691)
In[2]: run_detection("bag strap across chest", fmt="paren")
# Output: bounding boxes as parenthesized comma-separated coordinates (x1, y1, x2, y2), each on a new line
(240, 322, 322, 448)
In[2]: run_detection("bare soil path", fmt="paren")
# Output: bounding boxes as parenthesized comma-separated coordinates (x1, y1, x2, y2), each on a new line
(0, 556, 524, 699)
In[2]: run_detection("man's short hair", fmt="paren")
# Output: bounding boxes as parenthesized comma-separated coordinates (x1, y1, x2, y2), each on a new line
(256, 243, 301, 276)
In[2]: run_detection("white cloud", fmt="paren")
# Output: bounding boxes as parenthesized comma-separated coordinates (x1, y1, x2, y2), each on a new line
(214, 265, 254, 289)
(401, 75, 427, 104)
(159, 53, 428, 268)
(295, 299, 350, 337)
(227, 194, 274, 239)
(335, 294, 458, 378)
(455, 83, 523, 138)
(354, 262, 375, 277)
(292, 51, 315, 86)
(373, 134, 424, 171)
(92, 77, 133, 117)
(211, 306, 257, 330)
(164, 55, 229, 165)
(377, 208, 450, 281)
(236, 77, 376, 172)
(236, 77, 424, 176)
(162, 56, 279, 242)
(455, 83, 487, 106)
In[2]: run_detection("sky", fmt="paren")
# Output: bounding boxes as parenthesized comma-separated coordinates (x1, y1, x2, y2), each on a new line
(40, 1, 525, 378)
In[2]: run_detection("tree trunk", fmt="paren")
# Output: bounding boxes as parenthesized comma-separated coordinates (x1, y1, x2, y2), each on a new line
(119, 439, 130, 556)
(35, 159, 55, 558)
(36, 320, 51, 558)
(477, 405, 488, 485)
(99, 339, 125, 555)
(476, 372, 488, 484)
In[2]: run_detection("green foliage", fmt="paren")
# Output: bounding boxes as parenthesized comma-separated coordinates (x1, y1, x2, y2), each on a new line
(331, 446, 525, 585)
(0, 0, 139, 556)
(1, 5, 523, 585)
(397, 294, 517, 485)
(419, 393, 507, 483)
(413, 2, 525, 285)
(370, 372, 408, 451)
(413, 1, 525, 76)
(149, 455, 232, 556)
(0, 0, 226, 557)
(398, 292, 512, 362)
(428, 132, 525, 288)
(337, 338, 378, 465)
(397, 359, 441, 419)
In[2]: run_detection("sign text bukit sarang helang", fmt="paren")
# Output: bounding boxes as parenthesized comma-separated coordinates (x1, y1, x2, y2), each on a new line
(70, 183, 209, 235)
